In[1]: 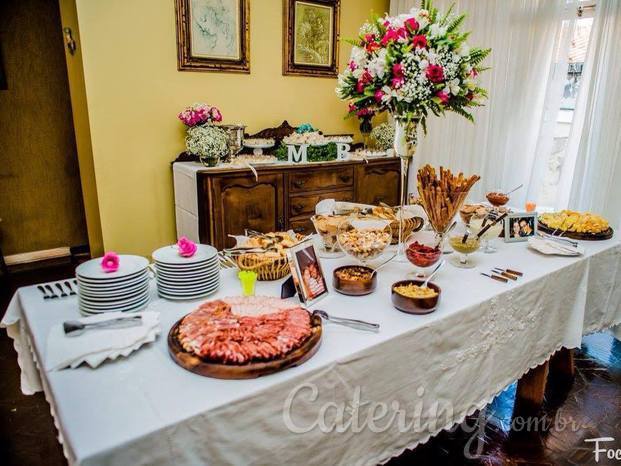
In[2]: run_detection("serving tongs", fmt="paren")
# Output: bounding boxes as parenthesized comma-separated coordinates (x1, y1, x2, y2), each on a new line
(313, 310, 380, 333)
(537, 231, 579, 248)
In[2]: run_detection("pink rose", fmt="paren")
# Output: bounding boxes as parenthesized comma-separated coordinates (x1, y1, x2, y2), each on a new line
(374, 89, 385, 103)
(101, 252, 120, 273)
(210, 108, 222, 122)
(392, 63, 404, 78)
(363, 33, 376, 43)
(412, 35, 427, 49)
(348, 102, 357, 113)
(436, 90, 450, 104)
(426, 64, 445, 83)
(177, 236, 198, 257)
(405, 18, 419, 31)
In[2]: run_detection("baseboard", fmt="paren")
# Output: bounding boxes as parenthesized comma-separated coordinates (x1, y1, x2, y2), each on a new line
(4, 247, 71, 266)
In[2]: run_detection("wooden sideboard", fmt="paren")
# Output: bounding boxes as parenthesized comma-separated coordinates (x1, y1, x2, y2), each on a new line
(174, 158, 402, 250)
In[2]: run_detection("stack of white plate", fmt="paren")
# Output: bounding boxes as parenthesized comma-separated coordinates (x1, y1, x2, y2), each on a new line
(76, 255, 151, 315)
(152, 244, 220, 300)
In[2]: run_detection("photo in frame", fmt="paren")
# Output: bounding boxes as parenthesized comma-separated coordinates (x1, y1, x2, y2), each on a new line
(504, 212, 538, 242)
(287, 241, 329, 306)
(175, 0, 250, 73)
(283, 0, 340, 77)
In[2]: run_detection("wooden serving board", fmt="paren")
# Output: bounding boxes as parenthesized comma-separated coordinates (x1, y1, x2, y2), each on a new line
(168, 313, 322, 379)
(538, 222, 614, 241)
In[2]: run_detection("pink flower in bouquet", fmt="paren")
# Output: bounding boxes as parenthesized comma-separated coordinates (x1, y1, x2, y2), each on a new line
(374, 89, 385, 103)
(348, 102, 357, 113)
(177, 236, 198, 258)
(426, 64, 445, 83)
(381, 27, 406, 46)
(356, 70, 372, 93)
(356, 108, 374, 118)
(348, 60, 358, 71)
(363, 33, 376, 43)
(412, 34, 427, 49)
(470, 69, 479, 78)
(436, 90, 450, 104)
(365, 41, 381, 53)
(391, 63, 405, 88)
(101, 252, 120, 273)
(210, 107, 222, 122)
(405, 18, 419, 32)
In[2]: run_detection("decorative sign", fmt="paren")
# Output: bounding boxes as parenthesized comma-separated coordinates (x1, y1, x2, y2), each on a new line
(287, 144, 308, 163)
(336, 143, 350, 160)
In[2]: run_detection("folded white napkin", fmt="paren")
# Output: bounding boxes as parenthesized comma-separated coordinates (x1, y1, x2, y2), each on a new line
(528, 237, 584, 256)
(45, 312, 160, 371)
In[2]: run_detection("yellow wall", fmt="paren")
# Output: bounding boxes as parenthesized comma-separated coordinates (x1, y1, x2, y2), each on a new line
(74, 0, 389, 257)
(58, 0, 104, 256)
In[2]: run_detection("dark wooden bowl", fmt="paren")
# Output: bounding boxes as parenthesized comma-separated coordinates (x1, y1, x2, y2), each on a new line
(333, 265, 377, 296)
(391, 280, 441, 315)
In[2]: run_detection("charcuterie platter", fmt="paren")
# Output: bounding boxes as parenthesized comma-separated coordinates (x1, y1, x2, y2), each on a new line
(168, 297, 322, 379)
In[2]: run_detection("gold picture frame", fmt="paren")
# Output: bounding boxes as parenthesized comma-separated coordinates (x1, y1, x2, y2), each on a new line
(283, 0, 340, 78)
(175, 0, 250, 73)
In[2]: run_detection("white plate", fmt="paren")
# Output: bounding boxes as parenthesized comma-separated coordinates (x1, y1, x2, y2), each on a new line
(155, 268, 220, 280)
(79, 293, 151, 314)
(80, 296, 150, 315)
(78, 283, 150, 303)
(77, 268, 149, 285)
(79, 290, 150, 310)
(156, 279, 219, 293)
(76, 255, 149, 280)
(154, 261, 219, 274)
(157, 287, 218, 301)
(77, 275, 150, 293)
(154, 258, 219, 271)
(156, 279, 220, 291)
(152, 244, 217, 265)
(156, 280, 220, 294)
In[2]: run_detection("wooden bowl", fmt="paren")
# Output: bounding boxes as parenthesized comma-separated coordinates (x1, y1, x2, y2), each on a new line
(391, 280, 441, 314)
(333, 265, 377, 296)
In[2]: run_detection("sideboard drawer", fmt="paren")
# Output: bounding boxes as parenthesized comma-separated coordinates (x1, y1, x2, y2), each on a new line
(288, 217, 314, 235)
(289, 167, 354, 193)
(289, 190, 353, 217)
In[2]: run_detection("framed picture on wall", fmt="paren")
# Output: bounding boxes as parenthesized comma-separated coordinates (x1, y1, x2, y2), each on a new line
(283, 0, 340, 78)
(175, 0, 250, 73)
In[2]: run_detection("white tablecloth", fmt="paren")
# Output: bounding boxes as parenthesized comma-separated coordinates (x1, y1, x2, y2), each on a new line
(2, 239, 621, 466)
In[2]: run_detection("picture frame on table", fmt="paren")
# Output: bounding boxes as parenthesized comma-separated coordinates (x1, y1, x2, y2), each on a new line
(504, 212, 538, 242)
(175, 0, 250, 73)
(283, 0, 340, 78)
(287, 241, 329, 306)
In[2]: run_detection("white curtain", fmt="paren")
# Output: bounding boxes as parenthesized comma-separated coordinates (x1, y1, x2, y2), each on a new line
(391, 0, 565, 206)
(558, 0, 621, 228)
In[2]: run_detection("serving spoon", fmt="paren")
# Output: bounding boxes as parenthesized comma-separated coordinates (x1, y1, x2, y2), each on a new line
(423, 260, 445, 287)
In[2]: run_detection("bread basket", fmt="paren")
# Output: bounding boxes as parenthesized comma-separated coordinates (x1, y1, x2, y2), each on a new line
(236, 253, 290, 281)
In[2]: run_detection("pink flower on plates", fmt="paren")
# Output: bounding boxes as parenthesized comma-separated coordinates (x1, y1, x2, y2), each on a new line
(177, 236, 198, 258)
(436, 90, 450, 104)
(101, 252, 120, 273)
(426, 64, 445, 83)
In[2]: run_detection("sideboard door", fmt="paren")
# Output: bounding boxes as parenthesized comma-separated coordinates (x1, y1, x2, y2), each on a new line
(211, 174, 285, 249)
(356, 161, 401, 206)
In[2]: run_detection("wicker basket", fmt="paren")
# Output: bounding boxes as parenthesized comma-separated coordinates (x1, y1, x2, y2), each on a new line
(389, 217, 423, 244)
(236, 253, 291, 281)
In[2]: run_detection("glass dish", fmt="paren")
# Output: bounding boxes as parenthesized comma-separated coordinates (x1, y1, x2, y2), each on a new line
(337, 218, 392, 265)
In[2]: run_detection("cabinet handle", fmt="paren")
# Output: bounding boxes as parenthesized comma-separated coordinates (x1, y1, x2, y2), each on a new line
(293, 179, 306, 188)
(339, 175, 352, 183)
(292, 203, 304, 213)
(277, 216, 284, 230)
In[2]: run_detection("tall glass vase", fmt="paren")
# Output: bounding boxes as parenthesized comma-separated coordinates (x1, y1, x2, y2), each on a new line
(393, 117, 419, 262)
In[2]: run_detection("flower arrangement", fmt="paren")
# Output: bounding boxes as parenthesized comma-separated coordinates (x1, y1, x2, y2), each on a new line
(185, 125, 229, 164)
(178, 103, 223, 127)
(336, 0, 490, 131)
(370, 123, 395, 150)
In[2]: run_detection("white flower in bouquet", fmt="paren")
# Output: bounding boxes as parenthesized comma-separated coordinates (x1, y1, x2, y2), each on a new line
(370, 123, 396, 151)
(185, 125, 228, 159)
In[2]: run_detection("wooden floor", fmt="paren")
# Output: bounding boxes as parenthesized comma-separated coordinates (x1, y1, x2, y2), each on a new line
(1, 263, 620, 466)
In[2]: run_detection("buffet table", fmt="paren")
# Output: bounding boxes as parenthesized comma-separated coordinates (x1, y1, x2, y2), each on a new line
(3, 239, 621, 466)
